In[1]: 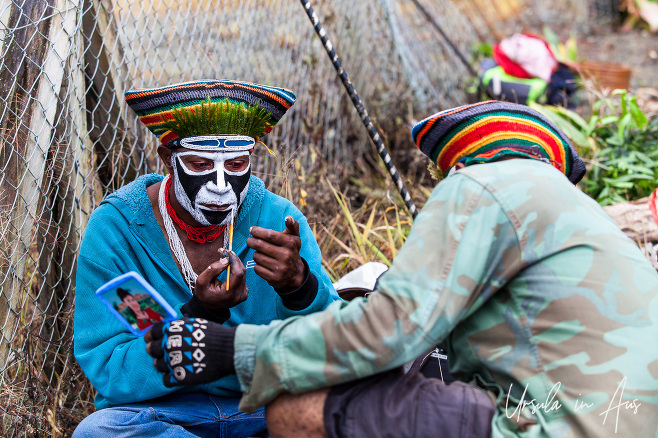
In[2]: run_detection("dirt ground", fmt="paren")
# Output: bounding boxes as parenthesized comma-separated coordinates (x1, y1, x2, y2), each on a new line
(578, 26, 658, 90)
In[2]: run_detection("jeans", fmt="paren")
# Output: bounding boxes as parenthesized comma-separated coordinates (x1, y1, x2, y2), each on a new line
(72, 392, 268, 438)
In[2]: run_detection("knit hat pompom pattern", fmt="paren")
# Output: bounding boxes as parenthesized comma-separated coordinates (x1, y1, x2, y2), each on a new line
(411, 101, 586, 184)
(125, 80, 296, 146)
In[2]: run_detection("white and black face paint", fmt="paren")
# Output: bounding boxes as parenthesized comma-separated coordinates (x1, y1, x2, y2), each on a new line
(171, 150, 251, 226)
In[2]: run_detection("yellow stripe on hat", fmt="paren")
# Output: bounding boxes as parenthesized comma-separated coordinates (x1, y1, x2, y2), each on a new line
(446, 130, 561, 169)
(437, 115, 567, 168)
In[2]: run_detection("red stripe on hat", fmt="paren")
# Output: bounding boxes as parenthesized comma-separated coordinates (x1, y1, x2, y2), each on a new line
(140, 113, 175, 126)
(438, 119, 565, 171)
(160, 131, 178, 145)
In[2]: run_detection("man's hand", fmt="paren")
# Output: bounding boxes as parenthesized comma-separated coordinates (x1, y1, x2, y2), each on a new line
(194, 251, 248, 312)
(247, 216, 306, 292)
(145, 317, 236, 387)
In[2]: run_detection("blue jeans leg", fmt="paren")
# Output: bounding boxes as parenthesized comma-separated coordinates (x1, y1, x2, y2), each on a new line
(210, 395, 268, 438)
(72, 392, 268, 438)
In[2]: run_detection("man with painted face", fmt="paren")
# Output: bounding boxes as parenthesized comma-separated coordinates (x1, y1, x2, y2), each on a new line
(72, 80, 340, 437)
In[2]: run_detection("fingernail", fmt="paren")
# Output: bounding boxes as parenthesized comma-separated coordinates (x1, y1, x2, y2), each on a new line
(286, 216, 292, 221)
(220, 257, 228, 264)
(249, 226, 253, 233)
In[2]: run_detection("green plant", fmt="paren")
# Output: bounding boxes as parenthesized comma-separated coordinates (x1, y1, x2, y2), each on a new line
(470, 42, 493, 60)
(531, 91, 658, 206)
(543, 26, 579, 63)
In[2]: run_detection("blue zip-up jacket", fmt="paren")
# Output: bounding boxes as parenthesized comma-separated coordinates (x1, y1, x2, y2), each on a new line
(74, 174, 340, 409)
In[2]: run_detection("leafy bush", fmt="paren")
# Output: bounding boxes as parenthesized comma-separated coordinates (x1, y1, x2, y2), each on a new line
(531, 90, 658, 206)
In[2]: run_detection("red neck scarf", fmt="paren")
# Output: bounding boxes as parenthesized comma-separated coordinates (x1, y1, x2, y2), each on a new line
(163, 177, 226, 244)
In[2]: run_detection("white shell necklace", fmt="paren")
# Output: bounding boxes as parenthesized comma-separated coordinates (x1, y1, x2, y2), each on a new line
(159, 175, 198, 291)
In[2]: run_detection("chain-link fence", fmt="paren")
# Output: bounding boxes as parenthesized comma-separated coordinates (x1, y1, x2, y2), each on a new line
(0, 0, 590, 435)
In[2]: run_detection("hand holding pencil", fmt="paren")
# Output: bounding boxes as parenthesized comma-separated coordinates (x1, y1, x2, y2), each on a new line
(193, 247, 248, 312)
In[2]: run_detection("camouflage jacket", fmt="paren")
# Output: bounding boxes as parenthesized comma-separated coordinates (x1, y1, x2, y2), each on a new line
(234, 159, 658, 437)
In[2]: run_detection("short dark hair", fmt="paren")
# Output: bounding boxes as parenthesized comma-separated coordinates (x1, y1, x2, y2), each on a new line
(116, 287, 132, 301)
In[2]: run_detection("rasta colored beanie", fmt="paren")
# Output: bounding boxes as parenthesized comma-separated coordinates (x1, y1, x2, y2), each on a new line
(125, 80, 296, 148)
(411, 101, 586, 184)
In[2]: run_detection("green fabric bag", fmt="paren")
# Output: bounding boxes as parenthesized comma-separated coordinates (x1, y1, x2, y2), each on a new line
(481, 66, 548, 105)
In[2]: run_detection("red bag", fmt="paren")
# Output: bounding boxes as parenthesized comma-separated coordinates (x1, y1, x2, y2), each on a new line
(493, 34, 557, 82)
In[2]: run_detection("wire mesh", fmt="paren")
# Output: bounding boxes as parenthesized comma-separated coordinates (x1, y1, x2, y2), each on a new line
(0, 0, 589, 435)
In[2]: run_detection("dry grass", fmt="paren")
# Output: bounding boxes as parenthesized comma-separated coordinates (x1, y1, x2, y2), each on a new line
(1, 299, 96, 437)
(0, 135, 97, 437)
(294, 151, 435, 282)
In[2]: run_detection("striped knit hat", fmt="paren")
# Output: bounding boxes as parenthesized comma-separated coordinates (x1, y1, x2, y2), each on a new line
(125, 80, 296, 148)
(411, 101, 586, 184)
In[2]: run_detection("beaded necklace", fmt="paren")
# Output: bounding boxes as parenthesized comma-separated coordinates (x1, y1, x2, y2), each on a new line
(158, 175, 230, 291)
(163, 177, 226, 243)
